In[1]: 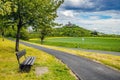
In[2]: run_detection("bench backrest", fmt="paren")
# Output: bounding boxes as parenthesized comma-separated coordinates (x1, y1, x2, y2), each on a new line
(16, 49, 26, 64)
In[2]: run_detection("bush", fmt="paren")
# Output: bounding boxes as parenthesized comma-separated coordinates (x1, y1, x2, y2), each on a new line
(20, 28, 30, 40)
(5, 26, 16, 38)
(29, 32, 40, 39)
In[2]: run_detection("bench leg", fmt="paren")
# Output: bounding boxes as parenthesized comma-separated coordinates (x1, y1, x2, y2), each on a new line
(20, 65, 31, 72)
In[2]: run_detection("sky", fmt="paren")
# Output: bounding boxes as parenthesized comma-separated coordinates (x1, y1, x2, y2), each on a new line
(55, 0, 120, 34)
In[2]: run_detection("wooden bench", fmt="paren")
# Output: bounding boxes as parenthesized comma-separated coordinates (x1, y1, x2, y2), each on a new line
(16, 49, 36, 71)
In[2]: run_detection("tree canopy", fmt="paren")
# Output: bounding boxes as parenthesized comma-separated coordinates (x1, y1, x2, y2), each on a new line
(0, 0, 64, 51)
(0, 0, 17, 41)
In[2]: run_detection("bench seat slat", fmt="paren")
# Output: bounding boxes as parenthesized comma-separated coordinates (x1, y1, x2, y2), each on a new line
(28, 57, 34, 65)
(26, 57, 33, 65)
(21, 57, 35, 66)
(22, 57, 31, 65)
(28, 57, 36, 65)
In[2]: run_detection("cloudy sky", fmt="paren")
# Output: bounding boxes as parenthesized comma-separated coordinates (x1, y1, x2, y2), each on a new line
(55, 0, 120, 34)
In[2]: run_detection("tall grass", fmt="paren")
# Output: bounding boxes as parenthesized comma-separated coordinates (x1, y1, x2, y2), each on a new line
(0, 38, 76, 80)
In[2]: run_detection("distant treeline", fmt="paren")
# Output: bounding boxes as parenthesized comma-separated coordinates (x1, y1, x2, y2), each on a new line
(29, 24, 120, 38)
(2, 23, 120, 40)
(49, 25, 92, 37)
(48, 24, 120, 38)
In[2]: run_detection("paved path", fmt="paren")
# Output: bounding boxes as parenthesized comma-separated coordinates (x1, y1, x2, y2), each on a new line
(70, 48, 120, 56)
(20, 41, 120, 80)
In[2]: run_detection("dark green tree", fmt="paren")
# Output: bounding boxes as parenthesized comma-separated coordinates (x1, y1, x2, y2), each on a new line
(0, 0, 63, 51)
(32, 0, 64, 44)
(0, 0, 16, 41)
(91, 30, 98, 36)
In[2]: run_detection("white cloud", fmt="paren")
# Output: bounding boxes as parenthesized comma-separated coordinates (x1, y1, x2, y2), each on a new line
(79, 19, 120, 27)
(91, 10, 120, 19)
(89, 16, 100, 20)
(56, 6, 120, 34)
(61, 10, 74, 17)
(63, 0, 95, 8)
(77, 19, 120, 34)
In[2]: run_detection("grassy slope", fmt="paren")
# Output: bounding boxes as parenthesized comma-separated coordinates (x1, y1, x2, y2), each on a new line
(29, 37, 120, 52)
(0, 38, 76, 80)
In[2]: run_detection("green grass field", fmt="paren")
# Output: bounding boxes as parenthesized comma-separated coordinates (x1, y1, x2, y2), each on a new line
(0, 38, 76, 80)
(29, 37, 120, 52)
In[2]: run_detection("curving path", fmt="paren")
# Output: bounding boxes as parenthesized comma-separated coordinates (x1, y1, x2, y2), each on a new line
(70, 48, 120, 56)
(20, 41, 120, 80)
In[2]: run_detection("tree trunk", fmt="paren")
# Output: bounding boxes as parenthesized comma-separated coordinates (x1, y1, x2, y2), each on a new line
(15, 17, 22, 52)
(15, 0, 22, 52)
(2, 31, 4, 41)
(15, 26, 21, 52)
(40, 36, 44, 44)
(40, 33, 45, 44)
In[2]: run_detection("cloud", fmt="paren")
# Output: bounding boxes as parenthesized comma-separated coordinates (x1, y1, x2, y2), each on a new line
(61, 0, 120, 12)
(56, 0, 120, 34)
(89, 16, 100, 20)
(62, 0, 95, 11)
(58, 10, 120, 20)
(64, 0, 94, 8)
(98, 0, 120, 11)
(61, 10, 74, 17)
(76, 19, 120, 34)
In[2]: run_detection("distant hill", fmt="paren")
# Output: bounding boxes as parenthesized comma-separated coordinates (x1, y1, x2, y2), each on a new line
(49, 22, 93, 37)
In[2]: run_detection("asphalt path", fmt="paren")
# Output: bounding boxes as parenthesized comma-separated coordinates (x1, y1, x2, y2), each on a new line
(20, 41, 120, 80)
(70, 48, 120, 56)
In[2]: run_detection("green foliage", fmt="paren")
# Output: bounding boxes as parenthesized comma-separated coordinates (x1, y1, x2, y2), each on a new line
(91, 31, 98, 36)
(5, 26, 29, 40)
(50, 24, 92, 37)
(20, 28, 29, 40)
(5, 26, 16, 37)
(0, 1, 16, 15)
(29, 32, 40, 39)
(0, 0, 64, 51)
(99, 34, 120, 38)
(32, 0, 64, 44)
(0, 0, 17, 41)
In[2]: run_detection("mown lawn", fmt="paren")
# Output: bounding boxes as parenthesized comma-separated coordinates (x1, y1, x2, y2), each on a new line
(0, 38, 76, 80)
(29, 37, 120, 52)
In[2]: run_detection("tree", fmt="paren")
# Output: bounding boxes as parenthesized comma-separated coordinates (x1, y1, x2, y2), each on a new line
(0, 0, 16, 41)
(91, 30, 98, 36)
(14, 0, 64, 51)
(9, 0, 42, 51)
(0, 0, 63, 51)
(32, 0, 64, 44)
(13, 0, 35, 51)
